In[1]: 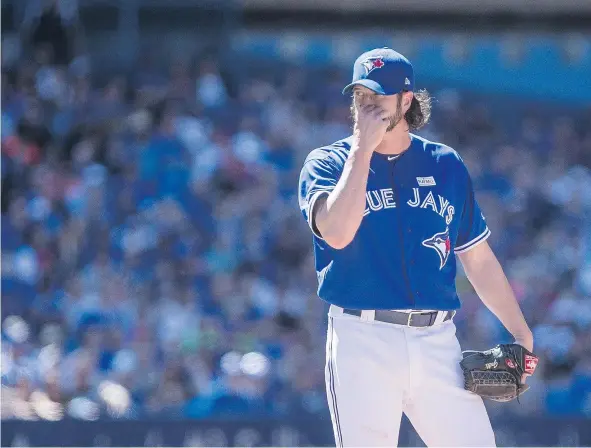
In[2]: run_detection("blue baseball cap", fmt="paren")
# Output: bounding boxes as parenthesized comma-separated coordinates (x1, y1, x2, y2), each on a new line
(342, 48, 414, 96)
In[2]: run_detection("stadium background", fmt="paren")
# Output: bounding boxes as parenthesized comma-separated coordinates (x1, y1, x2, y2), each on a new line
(1, 0, 591, 446)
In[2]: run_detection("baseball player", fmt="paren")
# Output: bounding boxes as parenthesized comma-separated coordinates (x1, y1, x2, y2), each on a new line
(298, 48, 537, 447)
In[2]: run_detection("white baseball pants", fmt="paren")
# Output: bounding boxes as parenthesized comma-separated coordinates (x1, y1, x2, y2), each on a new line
(325, 305, 496, 447)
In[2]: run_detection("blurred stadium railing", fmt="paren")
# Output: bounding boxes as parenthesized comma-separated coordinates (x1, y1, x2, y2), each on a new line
(3, 0, 590, 103)
(3, 416, 591, 447)
(241, 0, 591, 14)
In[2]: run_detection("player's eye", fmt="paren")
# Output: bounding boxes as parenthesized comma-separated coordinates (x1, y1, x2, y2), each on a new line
(354, 92, 368, 102)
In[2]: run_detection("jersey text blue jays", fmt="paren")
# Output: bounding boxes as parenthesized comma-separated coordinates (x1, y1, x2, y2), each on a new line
(298, 133, 490, 311)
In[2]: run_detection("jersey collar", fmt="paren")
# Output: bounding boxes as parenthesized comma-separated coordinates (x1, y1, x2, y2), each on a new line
(373, 133, 419, 163)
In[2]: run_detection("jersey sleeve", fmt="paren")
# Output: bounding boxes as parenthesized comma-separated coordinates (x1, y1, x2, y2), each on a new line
(454, 170, 491, 253)
(298, 156, 342, 239)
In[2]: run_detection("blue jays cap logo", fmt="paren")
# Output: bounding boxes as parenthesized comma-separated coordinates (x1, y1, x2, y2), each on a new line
(342, 48, 414, 96)
(361, 57, 385, 75)
(422, 227, 451, 270)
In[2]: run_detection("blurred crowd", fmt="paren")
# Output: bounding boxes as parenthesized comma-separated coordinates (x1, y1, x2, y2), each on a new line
(2, 1, 591, 422)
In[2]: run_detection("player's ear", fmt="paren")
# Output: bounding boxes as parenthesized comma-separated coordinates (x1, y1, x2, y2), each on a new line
(402, 91, 413, 112)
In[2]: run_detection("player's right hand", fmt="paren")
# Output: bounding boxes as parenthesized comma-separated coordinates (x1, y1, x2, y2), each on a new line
(353, 104, 390, 153)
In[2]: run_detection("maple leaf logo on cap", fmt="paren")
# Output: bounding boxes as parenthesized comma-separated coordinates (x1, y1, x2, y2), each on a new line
(361, 57, 385, 75)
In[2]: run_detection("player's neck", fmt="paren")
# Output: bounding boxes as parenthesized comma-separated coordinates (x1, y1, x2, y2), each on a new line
(375, 124, 411, 156)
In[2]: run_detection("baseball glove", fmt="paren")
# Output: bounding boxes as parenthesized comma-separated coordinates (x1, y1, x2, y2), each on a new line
(459, 344, 538, 402)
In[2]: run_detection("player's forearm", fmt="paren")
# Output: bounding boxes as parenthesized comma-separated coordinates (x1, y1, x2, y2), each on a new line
(315, 148, 373, 249)
(459, 243, 533, 350)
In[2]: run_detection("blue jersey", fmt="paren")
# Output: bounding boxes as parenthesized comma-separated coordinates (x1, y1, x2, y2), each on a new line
(298, 133, 490, 311)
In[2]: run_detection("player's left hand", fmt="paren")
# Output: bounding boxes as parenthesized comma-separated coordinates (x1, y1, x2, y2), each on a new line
(460, 343, 539, 402)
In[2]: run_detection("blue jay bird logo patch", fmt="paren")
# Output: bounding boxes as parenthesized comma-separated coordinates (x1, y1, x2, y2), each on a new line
(422, 227, 451, 270)
(361, 57, 385, 75)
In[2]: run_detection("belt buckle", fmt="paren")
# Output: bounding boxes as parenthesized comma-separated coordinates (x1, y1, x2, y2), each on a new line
(407, 311, 420, 327)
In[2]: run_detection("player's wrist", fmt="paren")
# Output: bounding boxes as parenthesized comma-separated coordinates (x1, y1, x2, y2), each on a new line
(349, 142, 375, 161)
(513, 331, 534, 352)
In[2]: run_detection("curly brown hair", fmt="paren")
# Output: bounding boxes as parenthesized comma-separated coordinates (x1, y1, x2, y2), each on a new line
(405, 89, 432, 131)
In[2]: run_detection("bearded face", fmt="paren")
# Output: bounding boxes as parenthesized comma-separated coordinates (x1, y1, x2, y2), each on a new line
(351, 90, 405, 133)
(385, 96, 404, 132)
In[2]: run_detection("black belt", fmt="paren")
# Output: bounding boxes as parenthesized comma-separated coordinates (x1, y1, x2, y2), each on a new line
(342, 309, 455, 327)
